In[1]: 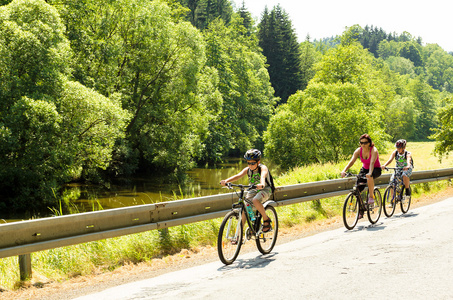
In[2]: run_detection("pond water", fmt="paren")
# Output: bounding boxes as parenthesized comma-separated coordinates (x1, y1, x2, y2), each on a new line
(61, 158, 282, 214)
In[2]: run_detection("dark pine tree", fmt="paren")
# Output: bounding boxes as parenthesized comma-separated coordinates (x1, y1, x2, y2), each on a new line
(238, 1, 253, 35)
(258, 5, 302, 104)
(179, 0, 233, 30)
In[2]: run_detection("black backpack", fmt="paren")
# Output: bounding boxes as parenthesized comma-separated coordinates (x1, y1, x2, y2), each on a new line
(248, 165, 276, 193)
(394, 150, 414, 167)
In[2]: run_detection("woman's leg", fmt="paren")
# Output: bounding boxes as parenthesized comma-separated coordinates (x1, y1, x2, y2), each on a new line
(367, 176, 375, 200)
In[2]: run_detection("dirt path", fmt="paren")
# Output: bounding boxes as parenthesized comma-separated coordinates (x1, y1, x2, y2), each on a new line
(2, 186, 452, 300)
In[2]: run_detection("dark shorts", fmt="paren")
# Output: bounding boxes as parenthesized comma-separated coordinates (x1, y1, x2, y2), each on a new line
(357, 167, 382, 191)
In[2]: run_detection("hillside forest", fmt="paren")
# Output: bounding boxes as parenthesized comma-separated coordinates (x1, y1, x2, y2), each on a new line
(1, 0, 453, 214)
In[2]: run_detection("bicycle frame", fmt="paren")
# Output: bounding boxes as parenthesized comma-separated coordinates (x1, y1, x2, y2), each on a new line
(347, 173, 369, 212)
(387, 167, 405, 196)
(228, 183, 264, 238)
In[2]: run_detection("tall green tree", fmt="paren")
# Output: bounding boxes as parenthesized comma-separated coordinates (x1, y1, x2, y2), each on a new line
(237, 1, 253, 35)
(258, 5, 302, 103)
(424, 45, 453, 92)
(265, 30, 389, 169)
(202, 16, 276, 160)
(178, 0, 233, 30)
(408, 77, 439, 140)
(384, 96, 417, 141)
(399, 41, 423, 67)
(0, 0, 130, 213)
(59, 0, 221, 172)
(431, 96, 453, 159)
(299, 35, 320, 90)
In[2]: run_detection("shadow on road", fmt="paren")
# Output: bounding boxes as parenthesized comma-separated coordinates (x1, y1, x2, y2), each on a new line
(343, 222, 387, 233)
(392, 211, 419, 218)
(217, 252, 277, 271)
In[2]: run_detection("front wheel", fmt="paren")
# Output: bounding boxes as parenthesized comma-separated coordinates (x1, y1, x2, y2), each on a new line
(256, 205, 278, 254)
(400, 186, 411, 213)
(367, 188, 382, 224)
(343, 192, 359, 230)
(383, 186, 396, 218)
(217, 210, 243, 265)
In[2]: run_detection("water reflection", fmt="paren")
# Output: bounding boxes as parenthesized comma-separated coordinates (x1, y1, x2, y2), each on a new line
(69, 158, 280, 213)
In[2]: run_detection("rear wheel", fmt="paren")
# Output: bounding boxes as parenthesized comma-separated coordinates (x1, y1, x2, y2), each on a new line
(217, 210, 243, 265)
(367, 188, 382, 224)
(343, 193, 359, 230)
(256, 205, 278, 254)
(400, 186, 411, 214)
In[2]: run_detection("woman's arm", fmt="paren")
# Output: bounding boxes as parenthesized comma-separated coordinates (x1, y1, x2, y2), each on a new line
(341, 148, 359, 177)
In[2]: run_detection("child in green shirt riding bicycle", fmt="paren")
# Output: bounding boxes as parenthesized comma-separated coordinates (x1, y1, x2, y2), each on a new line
(381, 139, 413, 197)
(220, 149, 272, 232)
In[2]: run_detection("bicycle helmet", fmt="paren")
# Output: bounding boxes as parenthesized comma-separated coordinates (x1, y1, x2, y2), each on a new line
(244, 149, 261, 161)
(395, 139, 406, 148)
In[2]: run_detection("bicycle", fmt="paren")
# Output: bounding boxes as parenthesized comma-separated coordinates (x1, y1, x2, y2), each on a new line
(383, 167, 411, 217)
(342, 173, 382, 230)
(217, 183, 278, 265)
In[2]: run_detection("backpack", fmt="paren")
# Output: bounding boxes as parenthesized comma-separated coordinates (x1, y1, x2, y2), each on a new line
(394, 150, 414, 167)
(247, 165, 276, 193)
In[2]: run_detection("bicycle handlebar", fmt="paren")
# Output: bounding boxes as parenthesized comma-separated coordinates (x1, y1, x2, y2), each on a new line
(224, 183, 256, 190)
(345, 172, 367, 179)
(384, 167, 405, 171)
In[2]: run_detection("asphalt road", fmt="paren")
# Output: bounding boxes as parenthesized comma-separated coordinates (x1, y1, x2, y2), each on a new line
(75, 198, 453, 300)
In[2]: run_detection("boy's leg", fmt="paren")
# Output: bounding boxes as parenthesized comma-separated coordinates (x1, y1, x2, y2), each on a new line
(402, 175, 410, 189)
(251, 189, 271, 220)
(403, 175, 411, 196)
(250, 189, 272, 232)
(252, 200, 268, 220)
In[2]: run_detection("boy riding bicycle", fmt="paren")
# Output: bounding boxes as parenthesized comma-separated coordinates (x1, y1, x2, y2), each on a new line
(220, 149, 272, 232)
(381, 139, 413, 197)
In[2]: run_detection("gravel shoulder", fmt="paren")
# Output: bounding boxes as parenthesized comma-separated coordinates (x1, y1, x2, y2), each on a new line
(2, 186, 452, 300)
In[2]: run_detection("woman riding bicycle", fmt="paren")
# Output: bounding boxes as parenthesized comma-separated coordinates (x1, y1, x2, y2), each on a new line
(381, 139, 413, 197)
(341, 134, 382, 212)
(220, 149, 272, 232)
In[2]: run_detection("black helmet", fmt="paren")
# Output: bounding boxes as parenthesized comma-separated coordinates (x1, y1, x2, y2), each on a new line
(395, 139, 406, 148)
(244, 149, 261, 161)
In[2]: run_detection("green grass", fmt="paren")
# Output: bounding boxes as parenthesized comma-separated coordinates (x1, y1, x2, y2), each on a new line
(1, 142, 452, 291)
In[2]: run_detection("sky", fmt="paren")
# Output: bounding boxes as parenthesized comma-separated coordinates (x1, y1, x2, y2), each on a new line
(231, 0, 453, 53)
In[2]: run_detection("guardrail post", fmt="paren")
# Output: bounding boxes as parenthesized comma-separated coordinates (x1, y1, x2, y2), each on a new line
(19, 254, 32, 281)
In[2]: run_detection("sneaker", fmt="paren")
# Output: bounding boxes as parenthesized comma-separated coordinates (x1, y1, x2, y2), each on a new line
(368, 197, 374, 209)
(358, 213, 363, 219)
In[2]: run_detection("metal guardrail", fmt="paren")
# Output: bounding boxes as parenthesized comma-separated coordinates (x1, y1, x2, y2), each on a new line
(1, 168, 452, 279)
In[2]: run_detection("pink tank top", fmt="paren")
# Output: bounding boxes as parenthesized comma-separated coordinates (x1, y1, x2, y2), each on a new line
(360, 147, 381, 169)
